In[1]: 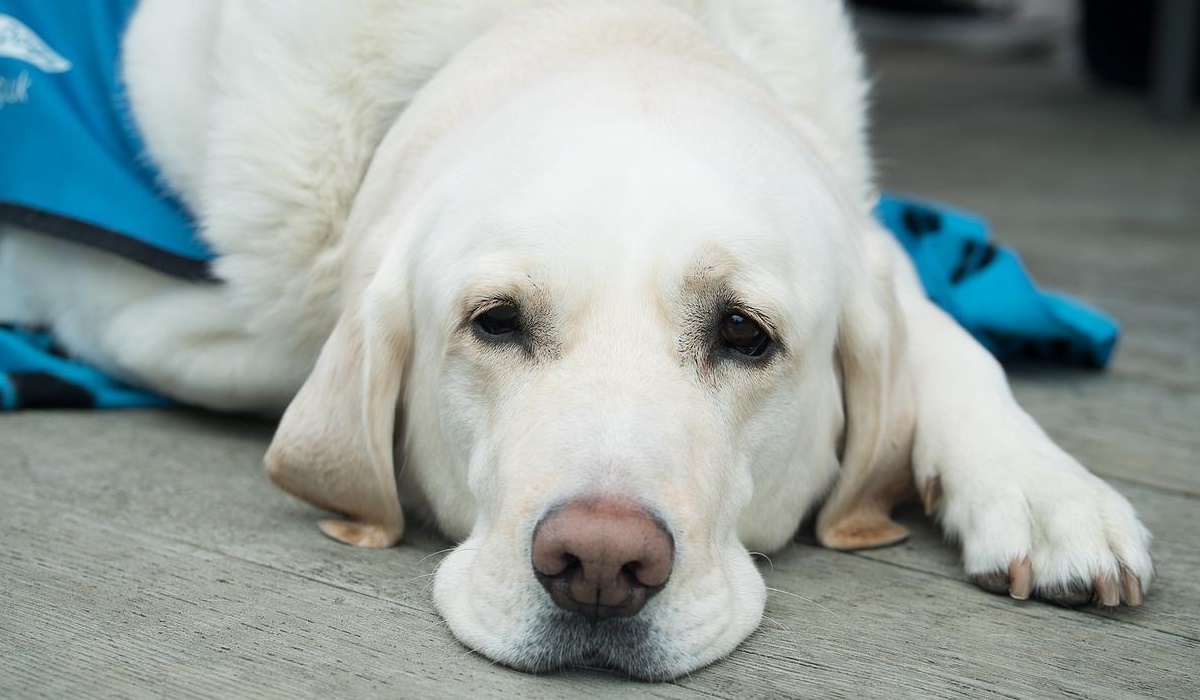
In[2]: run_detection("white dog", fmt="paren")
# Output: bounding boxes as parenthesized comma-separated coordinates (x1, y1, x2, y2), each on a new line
(0, 0, 1151, 680)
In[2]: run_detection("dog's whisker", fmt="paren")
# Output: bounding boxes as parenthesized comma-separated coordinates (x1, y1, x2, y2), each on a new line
(765, 586, 838, 618)
(749, 551, 775, 571)
(396, 571, 438, 588)
(414, 546, 464, 567)
(760, 614, 803, 657)
(417, 616, 453, 636)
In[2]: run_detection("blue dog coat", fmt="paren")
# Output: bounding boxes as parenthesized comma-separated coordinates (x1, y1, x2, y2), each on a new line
(0, 0, 213, 280)
(0, 2, 1119, 409)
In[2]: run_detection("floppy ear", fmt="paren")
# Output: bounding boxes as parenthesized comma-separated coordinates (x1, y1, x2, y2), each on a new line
(264, 285, 407, 548)
(816, 226, 917, 551)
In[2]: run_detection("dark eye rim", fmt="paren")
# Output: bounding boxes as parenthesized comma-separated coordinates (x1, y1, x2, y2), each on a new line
(471, 301, 523, 339)
(717, 307, 776, 360)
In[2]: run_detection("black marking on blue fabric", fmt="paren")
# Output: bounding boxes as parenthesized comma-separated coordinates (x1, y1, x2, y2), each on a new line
(950, 239, 979, 284)
(950, 240, 999, 285)
(901, 206, 943, 237)
(7, 371, 95, 409)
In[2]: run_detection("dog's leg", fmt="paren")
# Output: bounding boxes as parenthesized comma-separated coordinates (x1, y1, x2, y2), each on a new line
(0, 229, 311, 413)
(875, 227, 1153, 607)
(97, 287, 313, 414)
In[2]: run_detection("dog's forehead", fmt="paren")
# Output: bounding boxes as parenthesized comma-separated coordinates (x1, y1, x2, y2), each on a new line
(398, 60, 856, 329)
(434, 113, 844, 275)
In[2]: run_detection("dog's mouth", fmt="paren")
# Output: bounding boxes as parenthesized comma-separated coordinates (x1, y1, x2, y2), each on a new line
(500, 609, 687, 681)
(434, 502, 765, 681)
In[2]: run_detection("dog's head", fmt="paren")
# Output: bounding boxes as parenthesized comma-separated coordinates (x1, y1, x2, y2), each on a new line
(266, 5, 911, 680)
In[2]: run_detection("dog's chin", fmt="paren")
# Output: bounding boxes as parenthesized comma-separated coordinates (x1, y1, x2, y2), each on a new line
(498, 612, 688, 681)
(433, 541, 767, 681)
(440, 605, 727, 681)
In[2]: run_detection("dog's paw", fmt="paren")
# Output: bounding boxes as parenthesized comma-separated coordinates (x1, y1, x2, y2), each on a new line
(923, 446, 1152, 608)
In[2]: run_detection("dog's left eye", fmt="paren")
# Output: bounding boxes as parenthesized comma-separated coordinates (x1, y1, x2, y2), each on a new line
(474, 303, 522, 337)
(720, 311, 772, 358)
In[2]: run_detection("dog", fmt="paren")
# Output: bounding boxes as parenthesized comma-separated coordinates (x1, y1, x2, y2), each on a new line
(0, 0, 1152, 680)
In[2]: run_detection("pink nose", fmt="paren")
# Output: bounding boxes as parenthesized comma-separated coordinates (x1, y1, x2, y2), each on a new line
(530, 498, 675, 620)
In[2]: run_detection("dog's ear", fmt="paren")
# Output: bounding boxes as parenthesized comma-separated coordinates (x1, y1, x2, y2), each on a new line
(816, 225, 916, 551)
(264, 282, 408, 548)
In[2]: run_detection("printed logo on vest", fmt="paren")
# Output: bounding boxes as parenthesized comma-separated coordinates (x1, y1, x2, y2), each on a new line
(0, 14, 72, 110)
(0, 14, 72, 72)
(0, 68, 30, 109)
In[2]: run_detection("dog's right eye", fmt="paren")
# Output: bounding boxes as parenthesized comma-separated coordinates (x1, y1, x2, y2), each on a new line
(719, 310, 773, 359)
(474, 303, 522, 337)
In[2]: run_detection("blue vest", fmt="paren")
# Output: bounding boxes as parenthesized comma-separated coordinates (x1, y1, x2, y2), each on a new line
(0, 0, 214, 280)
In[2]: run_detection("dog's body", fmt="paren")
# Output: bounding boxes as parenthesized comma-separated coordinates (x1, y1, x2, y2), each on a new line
(0, 0, 1152, 680)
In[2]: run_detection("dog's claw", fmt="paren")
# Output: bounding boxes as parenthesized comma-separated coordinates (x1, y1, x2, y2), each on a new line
(1093, 573, 1121, 607)
(1008, 558, 1033, 600)
(1120, 567, 1145, 606)
(973, 559, 1146, 608)
(921, 475, 943, 517)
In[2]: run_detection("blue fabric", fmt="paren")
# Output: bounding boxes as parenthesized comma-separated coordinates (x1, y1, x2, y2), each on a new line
(0, 324, 170, 409)
(0, 0, 213, 279)
(876, 194, 1118, 368)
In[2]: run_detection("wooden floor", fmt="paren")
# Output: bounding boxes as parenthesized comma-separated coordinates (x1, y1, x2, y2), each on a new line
(2, 47, 1198, 699)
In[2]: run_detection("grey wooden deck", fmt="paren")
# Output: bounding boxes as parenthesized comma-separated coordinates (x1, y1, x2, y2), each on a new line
(2, 47, 1198, 699)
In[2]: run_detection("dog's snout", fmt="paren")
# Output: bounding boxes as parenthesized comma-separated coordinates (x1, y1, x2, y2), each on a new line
(531, 498, 674, 620)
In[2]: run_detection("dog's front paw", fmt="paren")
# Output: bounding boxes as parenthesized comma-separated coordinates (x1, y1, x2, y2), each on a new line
(923, 446, 1152, 607)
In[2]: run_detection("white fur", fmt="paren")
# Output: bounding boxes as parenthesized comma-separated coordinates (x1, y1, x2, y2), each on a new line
(0, 0, 1151, 681)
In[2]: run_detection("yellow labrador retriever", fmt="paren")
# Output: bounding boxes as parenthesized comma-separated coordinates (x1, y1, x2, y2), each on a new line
(0, 0, 1151, 680)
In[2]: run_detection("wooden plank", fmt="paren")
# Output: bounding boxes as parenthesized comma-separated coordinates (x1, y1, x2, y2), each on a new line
(745, 544, 1199, 700)
(3, 492, 1196, 700)
(995, 218, 1200, 311)
(1009, 373, 1200, 496)
(870, 50, 1200, 233)
(1099, 298, 1200, 392)
(2, 410, 1197, 698)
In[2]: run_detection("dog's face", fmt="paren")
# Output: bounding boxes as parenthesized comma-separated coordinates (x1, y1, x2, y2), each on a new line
(268, 45, 902, 680)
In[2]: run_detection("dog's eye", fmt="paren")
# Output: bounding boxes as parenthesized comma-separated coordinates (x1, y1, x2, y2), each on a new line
(474, 303, 522, 337)
(720, 311, 772, 358)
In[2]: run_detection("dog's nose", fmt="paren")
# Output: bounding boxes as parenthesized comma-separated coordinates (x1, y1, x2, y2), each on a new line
(530, 498, 674, 620)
